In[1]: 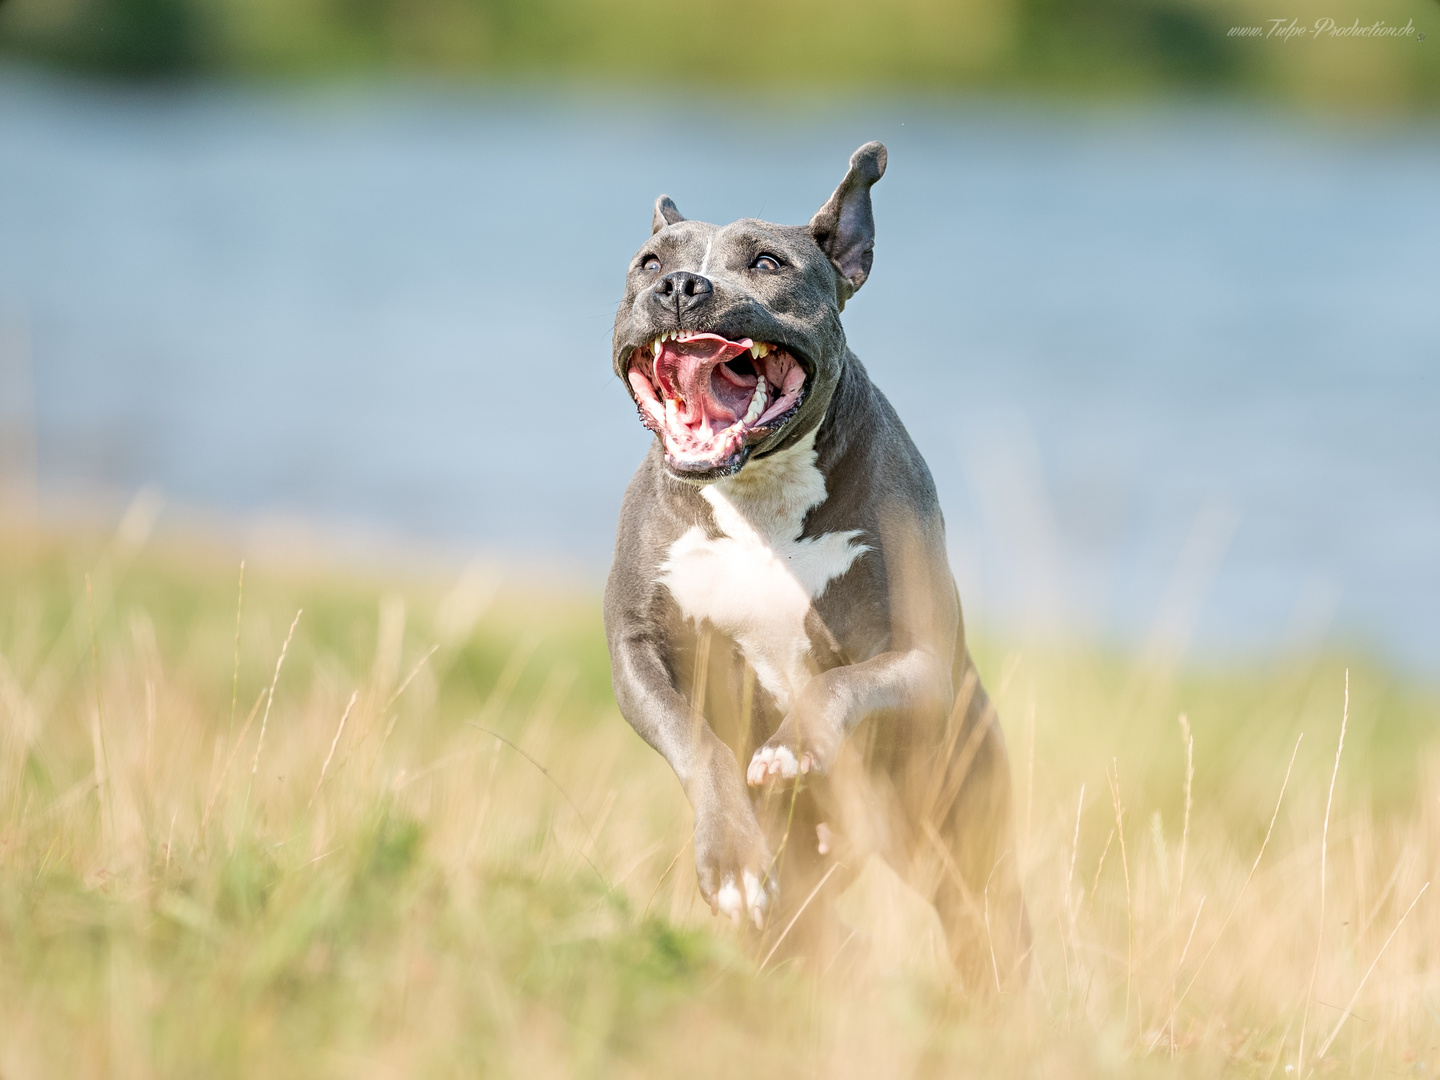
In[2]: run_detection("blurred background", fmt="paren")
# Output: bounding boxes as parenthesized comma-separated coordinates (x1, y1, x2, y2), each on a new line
(0, 0, 1436, 672)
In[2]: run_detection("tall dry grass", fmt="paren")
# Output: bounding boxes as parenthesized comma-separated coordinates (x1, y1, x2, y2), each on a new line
(1, 512, 1437, 1078)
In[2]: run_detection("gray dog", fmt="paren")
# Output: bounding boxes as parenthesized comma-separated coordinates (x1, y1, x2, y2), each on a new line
(605, 142, 1027, 987)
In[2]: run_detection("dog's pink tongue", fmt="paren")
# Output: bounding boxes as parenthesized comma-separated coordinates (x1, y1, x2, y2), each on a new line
(655, 335, 752, 408)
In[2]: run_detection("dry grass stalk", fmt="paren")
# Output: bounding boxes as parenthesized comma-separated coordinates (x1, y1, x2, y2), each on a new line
(248, 608, 302, 786)
(1316, 880, 1430, 1060)
(1174, 732, 1303, 1013)
(759, 861, 844, 971)
(309, 690, 359, 809)
(1108, 758, 1135, 1025)
(1298, 669, 1349, 1075)
(228, 560, 244, 733)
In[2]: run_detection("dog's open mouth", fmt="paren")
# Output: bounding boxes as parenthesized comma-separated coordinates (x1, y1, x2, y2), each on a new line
(626, 332, 807, 476)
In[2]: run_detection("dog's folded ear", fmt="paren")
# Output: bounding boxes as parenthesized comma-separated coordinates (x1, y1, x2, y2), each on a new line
(652, 195, 686, 235)
(809, 141, 887, 305)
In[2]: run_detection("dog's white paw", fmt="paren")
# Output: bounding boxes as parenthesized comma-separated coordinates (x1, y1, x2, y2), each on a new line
(715, 870, 772, 929)
(716, 878, 743, 923)
(746, 744, 811, 786)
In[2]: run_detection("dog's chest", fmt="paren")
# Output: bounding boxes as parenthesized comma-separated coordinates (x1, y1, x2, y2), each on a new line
(657, 433, 867, 712)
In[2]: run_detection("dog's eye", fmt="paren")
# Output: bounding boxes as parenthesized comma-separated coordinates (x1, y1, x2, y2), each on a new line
(641, 255, 662, 272)
(752, 253, 782, 272)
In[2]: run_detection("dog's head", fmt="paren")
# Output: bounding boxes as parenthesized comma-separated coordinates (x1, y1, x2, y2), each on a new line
(612, 142, 886, 483)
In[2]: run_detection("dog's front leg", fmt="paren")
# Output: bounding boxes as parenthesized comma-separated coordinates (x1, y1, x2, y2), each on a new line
(746, 648, 950, 784)
(609, 631, 777, 927)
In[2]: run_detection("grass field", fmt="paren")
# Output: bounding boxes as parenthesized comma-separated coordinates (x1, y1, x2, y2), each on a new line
(2, 0, 1438, 107)
(1, 510, 1437, 1078)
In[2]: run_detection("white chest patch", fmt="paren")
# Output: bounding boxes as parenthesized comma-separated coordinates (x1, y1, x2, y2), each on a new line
(657, 430, 868, 712)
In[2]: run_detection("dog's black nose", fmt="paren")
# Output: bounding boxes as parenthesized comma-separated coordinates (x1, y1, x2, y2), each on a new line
(652, 271, 713, 311)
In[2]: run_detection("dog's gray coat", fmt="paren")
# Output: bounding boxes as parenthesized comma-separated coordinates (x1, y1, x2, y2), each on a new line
(605, 143, 1027, 985)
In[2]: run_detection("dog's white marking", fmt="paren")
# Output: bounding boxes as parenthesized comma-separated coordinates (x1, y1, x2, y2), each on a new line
(658, 429, 868, 713)
(768, 745, 799, 776)
(716, 871, 770, 927)
(743, 870, 768, 928)
(716, 876, 743, 924)
(746, 744, 805, 785)
(699, 236, 713, 275)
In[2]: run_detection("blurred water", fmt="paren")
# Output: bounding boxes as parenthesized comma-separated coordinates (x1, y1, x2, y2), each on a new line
(0, 70, 1436, 671)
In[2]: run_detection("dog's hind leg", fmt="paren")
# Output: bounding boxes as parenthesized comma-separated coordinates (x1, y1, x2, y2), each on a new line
(910, 666, 1030, 994)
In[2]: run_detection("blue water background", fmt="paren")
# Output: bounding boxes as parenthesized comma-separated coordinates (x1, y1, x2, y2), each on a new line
(1, 71, 1436, 671)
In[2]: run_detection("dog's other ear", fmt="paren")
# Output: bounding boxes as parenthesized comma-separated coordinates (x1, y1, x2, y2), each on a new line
(809, 141, 887, 303)
(652, 195, 685, 235)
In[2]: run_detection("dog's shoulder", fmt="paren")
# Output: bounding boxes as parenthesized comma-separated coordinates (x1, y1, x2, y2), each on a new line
(809, 355, 943, 536)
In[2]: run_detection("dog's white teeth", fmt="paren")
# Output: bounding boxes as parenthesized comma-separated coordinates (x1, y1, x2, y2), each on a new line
(749, 344, 760, 359)
(742, 378, 766, 425)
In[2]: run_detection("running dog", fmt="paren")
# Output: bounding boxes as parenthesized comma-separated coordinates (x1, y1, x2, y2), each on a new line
(604, 143, 1028, 987)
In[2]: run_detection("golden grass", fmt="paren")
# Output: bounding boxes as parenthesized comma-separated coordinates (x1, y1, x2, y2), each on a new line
(1, 517, 1437, 1078)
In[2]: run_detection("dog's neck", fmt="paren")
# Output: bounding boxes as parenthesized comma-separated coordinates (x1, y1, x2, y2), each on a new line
(702, 428, 825, 546)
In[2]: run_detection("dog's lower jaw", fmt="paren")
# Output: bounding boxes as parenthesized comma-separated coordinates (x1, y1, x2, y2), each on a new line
(660, 445, 751, 485)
